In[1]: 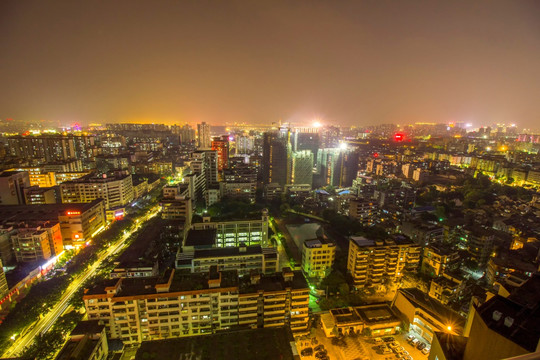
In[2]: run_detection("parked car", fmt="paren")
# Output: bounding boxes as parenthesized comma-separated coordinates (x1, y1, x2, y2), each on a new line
(383, 336, 395, 343)
(417, 342, 427, 350)
(381, 347, 393, 354)
(389, 341, 400, 348)
(314, 345, 325, 352)
(422, 347, 431, 355)
(406, 334, 415, 342)
(411, 338, 419, 346)
(301, 347, 313, 356)
(373, 337, 384, 344)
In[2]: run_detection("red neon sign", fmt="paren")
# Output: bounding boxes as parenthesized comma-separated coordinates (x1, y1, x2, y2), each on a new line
(66, 211, 81, 216)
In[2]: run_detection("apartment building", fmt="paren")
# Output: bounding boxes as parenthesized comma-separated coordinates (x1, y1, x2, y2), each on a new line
(55, 320, 109, 360)
(301, 238, 336, 279)
(160, 197, 192, 224)
(0, 171, 30, 205)
(10, 221, 63, 262)
(83, 267, 309, 345)
(10, 167, 57, 187)
(0, 199, 106, 249)
(60, 174, 134, 219)
(176, 245, 279, 275)
(347, 236, 421, 288)
(349, 198, 378, 226)
(421, 244, 460, 277)
(24, 186, 58, 204)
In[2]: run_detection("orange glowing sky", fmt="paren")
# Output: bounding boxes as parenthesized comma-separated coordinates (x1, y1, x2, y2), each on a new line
(1, 0, 539, 129)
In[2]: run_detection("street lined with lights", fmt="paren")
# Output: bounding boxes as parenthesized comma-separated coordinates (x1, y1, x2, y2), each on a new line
(2, 204, 161, 358)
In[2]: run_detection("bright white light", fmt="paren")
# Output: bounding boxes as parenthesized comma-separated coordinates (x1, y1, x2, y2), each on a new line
(339, 142, 347, 150)
(466, 123, 472, 128)
(486, 147, 491, 151)
(313, 121, 322, 128)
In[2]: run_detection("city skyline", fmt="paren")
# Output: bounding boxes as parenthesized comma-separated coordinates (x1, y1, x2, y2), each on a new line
(1, 0, 539, 128)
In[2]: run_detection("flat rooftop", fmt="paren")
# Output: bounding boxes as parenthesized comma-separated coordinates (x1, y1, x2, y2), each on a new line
(0, 199, 104, 222)
(135, 327, 295, 360)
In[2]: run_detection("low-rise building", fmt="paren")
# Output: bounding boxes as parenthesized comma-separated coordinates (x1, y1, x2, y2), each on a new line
(428, 273, 464, 305)
(393, 288, 465, 344)
(320, 304, 401, 338)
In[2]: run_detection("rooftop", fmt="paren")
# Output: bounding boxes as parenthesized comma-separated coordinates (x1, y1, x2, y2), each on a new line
(134, 327, 295, 360)
(476, 294, 540, 352)
(433, 332, 468, 360)
(184, 229, 217, 248)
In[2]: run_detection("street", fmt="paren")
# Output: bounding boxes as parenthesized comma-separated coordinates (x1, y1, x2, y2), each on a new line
(2, 204, 161, 358)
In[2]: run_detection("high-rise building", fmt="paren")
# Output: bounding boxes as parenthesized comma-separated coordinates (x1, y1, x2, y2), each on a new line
(262, 130, 292, 186)
(175, 124, 196, 145)
(291, 150, 313, 186)
(7, 134, 96, 162)
(292, 128, 320, 163)
(197, 122, 212, 149)
(211, 136, 230, 172)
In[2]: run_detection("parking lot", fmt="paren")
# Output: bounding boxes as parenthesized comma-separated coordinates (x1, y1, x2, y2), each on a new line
(297, 328, 430, 360)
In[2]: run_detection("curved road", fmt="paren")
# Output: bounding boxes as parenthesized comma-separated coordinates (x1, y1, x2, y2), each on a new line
(2, 205, 161, 358)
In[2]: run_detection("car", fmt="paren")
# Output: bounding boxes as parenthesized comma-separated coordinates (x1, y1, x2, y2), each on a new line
(417, 342, 427, 350)
(383, 336, 395, 342)
(301, 347, 313, 356)
(406, 334, 415, 342)
(381, 347, 393, 354)
(314, 345, 325, 352)
(315, 351, 328, 359)
(389, 341, 400, 348)
(422, 347, 431, 355)
(411, 338, 419, 346)
(373, 337, 384, 344)
(404, 356, 413, 360)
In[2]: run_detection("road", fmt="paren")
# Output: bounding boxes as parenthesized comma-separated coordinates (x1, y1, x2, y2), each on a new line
(2, 204, 161, 358)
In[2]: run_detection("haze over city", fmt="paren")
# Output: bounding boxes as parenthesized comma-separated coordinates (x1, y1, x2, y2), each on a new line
(2, 2, 540, 360)
(1, 0, 540, 128)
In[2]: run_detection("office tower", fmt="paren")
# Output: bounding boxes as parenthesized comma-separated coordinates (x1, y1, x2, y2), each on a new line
(0, 171, 30, 205)
(291, 150, 313, 186)
(292, 128, 320, 163)
(197, 122, 211, 149)
(315, 148, 340, 187)
(211, 135, 230, 171)
(262, 129, 292, 186)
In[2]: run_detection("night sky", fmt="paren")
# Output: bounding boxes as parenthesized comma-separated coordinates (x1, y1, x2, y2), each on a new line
(1, 0, 539, 128)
